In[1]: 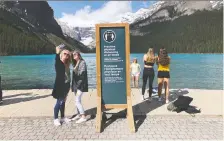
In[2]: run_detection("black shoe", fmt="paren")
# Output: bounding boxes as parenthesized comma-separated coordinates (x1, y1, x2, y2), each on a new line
(0, 100, 3, 104)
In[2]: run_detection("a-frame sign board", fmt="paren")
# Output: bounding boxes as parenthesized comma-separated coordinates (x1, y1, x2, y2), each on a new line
(95, 23, 135, 133)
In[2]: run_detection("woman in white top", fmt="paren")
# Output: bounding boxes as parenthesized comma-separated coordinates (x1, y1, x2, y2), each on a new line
(130, 58, 141, 88)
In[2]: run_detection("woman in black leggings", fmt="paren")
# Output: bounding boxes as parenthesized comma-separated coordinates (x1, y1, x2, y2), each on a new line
(142, 48, 156, 101)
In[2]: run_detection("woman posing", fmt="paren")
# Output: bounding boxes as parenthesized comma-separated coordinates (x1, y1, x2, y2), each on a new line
(157, 48, 171, 103)
(142, 48, 156, 101)
(71, 51, 89, 123)
(52, 44, 72, 126)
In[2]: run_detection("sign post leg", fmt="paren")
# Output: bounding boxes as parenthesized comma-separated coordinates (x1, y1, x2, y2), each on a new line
(96, 97, 102, 133)
(127, 96, 135, 133)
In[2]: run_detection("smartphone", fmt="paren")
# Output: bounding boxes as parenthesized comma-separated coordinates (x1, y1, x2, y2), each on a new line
(58, 43, 65, 49)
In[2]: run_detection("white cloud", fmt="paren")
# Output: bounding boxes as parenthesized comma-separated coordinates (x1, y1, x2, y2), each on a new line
(58, 1, 132, 27)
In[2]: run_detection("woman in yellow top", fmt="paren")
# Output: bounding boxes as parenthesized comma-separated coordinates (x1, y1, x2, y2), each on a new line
(157, 48, 171, 104)
(130, 58, 141, 88)
(141, 48, 156, 101)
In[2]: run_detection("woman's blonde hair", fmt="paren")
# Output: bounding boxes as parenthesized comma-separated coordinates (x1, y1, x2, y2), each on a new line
(146, 48, 155, 63)
(60, 49, 71, 67)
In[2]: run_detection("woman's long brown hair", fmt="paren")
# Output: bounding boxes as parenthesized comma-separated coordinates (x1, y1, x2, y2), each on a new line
(71, 51, 83, 67)
(158, 49, 170, 66)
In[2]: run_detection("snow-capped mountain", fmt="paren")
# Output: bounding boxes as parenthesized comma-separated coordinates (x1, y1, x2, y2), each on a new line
(57, 1, 223, 48)
(118, 1, 223, 24)
(131, 1, 223, 30)
(57, 19, 95, 48)
(117, 1, 165, 23)
(56, 19, 81, 41)
(210, 1, 224, 9)
(56, 1, 165, 47)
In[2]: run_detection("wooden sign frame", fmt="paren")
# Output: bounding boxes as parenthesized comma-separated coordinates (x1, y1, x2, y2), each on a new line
(95, 23, 135, 133)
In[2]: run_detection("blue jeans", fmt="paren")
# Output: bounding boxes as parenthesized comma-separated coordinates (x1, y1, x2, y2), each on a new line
(54, 98, 65, 119)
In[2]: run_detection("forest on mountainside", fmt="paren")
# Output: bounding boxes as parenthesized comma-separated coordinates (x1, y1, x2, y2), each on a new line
(0, 2, 93, 56)
(130, 9, 223, 53)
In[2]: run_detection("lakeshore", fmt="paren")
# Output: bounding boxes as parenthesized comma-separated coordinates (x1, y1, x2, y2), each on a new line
(0, 88, 222, 117)
(0, 88, 223, 140)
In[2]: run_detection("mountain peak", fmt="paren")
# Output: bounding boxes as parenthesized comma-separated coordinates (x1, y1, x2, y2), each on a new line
(57, 1, 223, 48)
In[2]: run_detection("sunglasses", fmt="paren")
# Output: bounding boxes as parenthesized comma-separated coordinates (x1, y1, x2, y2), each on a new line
(63, 52, 70, 56)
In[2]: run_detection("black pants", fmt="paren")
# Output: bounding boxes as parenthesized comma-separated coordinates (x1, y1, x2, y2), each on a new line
(142, 68, 155, 97)
(0, 76, 2, 101)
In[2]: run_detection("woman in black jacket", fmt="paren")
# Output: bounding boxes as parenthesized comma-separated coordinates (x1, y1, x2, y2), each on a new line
(52, 45, 71, 126)
(70, 51, 88, 124)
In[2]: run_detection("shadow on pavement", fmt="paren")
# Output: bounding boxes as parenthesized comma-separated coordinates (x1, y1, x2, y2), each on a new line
(132, 89, 190, 116)
(71, 89, 200, 132)
(134, 115, 147, 132)
(3, 93, 33, 99)
(0, 93, 51, 106)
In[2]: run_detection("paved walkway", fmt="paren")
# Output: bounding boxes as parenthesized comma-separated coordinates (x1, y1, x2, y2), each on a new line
(0, 89, 223, 117)
(0, 115, 223, 140)
(0, 88, 223, 140)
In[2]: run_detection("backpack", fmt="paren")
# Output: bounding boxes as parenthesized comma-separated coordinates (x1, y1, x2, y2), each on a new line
(167, 95, 193, 113)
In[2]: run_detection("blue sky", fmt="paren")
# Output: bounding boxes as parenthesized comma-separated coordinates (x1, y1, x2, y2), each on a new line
(48, 1, 155, 27)
(48, 1, 153, 18)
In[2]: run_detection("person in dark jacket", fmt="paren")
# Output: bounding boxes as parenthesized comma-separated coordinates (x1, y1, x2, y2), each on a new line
(52, 45, 71, 126)
(70, 51, 88, 123)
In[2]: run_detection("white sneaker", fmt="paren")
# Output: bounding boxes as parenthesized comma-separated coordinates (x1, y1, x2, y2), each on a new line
(71, 114, 81, 121)
(141, 95, 145, 101)
(166, 99, 169, 104)
(54, 119, 61, 126)
(76, 117, 87, 124)
(158, 97, 162, 102)
(61, 117, 71, 124)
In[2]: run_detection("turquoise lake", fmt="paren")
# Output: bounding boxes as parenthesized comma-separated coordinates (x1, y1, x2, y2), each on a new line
(0, 54, 223, 90)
